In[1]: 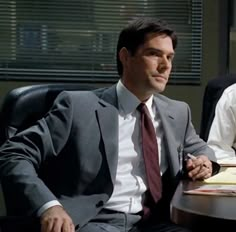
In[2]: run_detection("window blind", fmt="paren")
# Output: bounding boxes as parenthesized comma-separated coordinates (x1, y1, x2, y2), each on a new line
(0, 0, 202, 83)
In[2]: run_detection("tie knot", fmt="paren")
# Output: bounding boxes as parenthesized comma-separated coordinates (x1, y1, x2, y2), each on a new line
(137, 103, 148, 114)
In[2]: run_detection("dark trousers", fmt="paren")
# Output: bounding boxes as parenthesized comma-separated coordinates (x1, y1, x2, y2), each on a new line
(78, 209, 191, 232)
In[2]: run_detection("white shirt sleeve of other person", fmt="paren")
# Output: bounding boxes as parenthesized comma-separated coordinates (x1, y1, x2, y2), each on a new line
(207, 83, 236, 160)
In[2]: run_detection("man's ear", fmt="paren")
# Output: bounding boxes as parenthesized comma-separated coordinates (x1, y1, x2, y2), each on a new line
(119, 47, 130, 65)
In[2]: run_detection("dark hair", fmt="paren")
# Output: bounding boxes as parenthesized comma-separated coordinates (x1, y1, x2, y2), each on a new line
(116, 17, 178, 76)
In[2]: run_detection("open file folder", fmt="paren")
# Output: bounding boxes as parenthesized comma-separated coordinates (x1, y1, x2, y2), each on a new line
(204, 167, 236, 184)
(183, 184, 236, 196)
(217, 157, 236, 167)
(183, 168, 236, 196)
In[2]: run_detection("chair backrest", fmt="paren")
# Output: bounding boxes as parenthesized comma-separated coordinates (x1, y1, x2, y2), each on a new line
(200, 74, 236, 141)
(0, 83, 95, 145)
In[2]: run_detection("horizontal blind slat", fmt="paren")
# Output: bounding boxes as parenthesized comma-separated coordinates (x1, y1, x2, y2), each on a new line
(0, 0, 202, 82)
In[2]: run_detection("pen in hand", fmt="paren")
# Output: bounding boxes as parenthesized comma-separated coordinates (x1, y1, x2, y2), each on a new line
(186, 153, 208, 168)
(186, 153, 197, 160)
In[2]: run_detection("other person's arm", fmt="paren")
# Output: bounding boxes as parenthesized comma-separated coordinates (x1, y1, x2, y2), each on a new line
(207, 93, 236, 160)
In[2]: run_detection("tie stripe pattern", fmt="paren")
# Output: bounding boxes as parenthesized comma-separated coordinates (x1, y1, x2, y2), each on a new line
(137, 103, 162, 204)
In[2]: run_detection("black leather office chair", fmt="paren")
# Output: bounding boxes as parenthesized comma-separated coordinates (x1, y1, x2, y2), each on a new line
(200, 74, 236, 141)
(0, 83, 95, 145)
(0, 83, 95, 232)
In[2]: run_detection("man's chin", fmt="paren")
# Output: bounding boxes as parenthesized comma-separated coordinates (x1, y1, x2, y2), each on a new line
(153, 83, 167, 93)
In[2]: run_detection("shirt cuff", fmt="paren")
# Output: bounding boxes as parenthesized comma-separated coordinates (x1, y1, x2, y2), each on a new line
(37, 200, 62, 217)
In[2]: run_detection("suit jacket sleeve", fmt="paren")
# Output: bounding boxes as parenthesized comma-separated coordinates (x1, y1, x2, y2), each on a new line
(0, 91, 74, 216)
(183, 104, 220, 175)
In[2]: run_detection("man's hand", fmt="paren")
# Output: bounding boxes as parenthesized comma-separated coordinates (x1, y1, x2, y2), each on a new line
(40, 205, 75, 232)
(186, 154, 212, 180)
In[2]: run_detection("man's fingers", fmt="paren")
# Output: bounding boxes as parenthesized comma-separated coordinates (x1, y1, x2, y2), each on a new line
(41, 218, 74, 232)
(188, 164, 212, 180)
(40, 206, 75, 232)
(186, 155, 213, 180)
(41, 218, 54, 232)
(52, 219, 64, 232)
(62, 220, 75, 232)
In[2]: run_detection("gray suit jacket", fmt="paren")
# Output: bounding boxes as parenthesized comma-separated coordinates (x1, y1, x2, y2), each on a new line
(0, 84, 217, 227)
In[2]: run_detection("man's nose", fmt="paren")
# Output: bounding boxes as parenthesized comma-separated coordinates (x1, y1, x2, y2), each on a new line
(158, 57, 170, 71)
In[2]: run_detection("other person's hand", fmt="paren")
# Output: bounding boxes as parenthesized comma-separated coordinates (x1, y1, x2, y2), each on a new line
(40, 205, 75, 232)
(186, 154, 212, 180)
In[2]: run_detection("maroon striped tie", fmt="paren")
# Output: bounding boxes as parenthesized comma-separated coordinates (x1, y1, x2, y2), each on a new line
(137, 103, 162, 215)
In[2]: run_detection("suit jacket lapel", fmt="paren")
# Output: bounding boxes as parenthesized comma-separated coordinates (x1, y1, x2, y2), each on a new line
(95, 88, 181, 182)
(95, 85, 119, 185)
(153, 95, 180, 177)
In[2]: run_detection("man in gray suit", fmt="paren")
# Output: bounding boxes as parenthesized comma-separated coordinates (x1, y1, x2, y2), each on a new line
(0, 18, 219, 232)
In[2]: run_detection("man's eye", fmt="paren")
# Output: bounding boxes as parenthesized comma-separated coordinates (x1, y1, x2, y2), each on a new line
(167, 56, 173, 61)
(150, 52, 158, 56)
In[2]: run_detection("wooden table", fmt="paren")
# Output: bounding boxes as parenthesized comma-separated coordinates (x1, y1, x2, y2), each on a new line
(171, 180, 236, 231)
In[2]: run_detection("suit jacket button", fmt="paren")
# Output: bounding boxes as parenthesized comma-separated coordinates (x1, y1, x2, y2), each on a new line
(96, 200, 104, 207)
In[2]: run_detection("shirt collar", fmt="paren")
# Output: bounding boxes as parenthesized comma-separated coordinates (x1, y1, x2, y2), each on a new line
(145, 95, 155, 119)
(116, 80, 154, 117)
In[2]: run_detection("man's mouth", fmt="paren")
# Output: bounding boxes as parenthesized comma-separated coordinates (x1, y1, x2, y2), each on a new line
(153, 74, 166, 80)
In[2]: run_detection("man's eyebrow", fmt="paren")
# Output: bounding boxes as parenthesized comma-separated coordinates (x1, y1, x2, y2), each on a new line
(145, 47, 175, 56)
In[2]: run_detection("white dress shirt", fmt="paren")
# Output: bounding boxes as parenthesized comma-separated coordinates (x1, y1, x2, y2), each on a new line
(207, 83, 236, 160)
(104, 80, 167, 213)
(37, 80, 168, 216)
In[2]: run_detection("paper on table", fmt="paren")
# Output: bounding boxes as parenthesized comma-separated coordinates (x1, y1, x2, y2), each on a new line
(183, 168, 236, 196)
(204, 167, 236, 184)
(184, 184, 236, 196)
(217, 157, 236, 167)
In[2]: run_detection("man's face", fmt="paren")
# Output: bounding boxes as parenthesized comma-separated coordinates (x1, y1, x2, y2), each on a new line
(121, 33, 175, 100)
